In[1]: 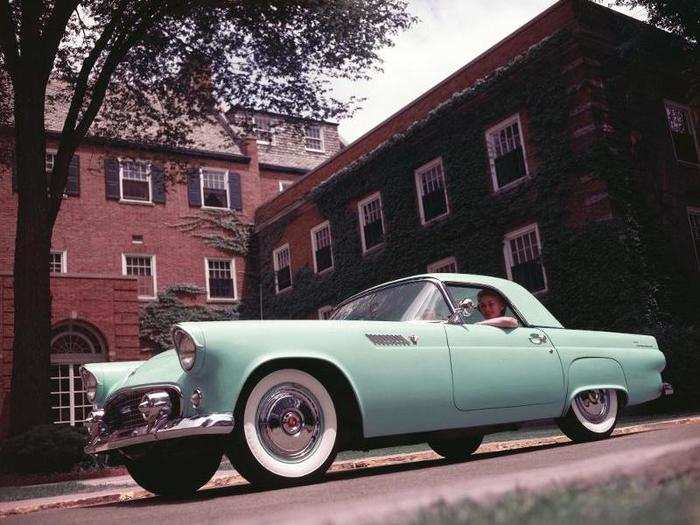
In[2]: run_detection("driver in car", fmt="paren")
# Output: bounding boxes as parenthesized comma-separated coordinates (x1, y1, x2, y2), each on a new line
(475, 289, 519, 328)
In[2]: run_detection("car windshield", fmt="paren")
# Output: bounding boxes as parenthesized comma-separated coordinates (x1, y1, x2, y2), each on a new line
(330, 281, 452, 321)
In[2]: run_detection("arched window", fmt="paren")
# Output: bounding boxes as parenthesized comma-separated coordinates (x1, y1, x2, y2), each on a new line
(50, 321, 106, 426)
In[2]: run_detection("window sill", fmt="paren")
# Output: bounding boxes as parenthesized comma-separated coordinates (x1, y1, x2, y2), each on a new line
(120, 199, 155, 207)
(201, 205, 232, 212)
(362, 243, 385, 258)
(275, 286, 293, 295)
(314, 267, 334, 277)
(676, 159, 700, 168)
(420, 212, 451, 228)
(207, 297, 238, 303)
(305, 147, 325, 153)
(493, 175, 530, 194)
(138, 296, 157, 302)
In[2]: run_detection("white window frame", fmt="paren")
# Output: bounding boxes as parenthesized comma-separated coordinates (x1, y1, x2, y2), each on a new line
(357, 191, 386, 254)
(122, 253, 157, 300)
(427, 256, 458, 273)
(118, 158, 152, 204)
(254, 115, 273, 145)
(50, 250, 67, 274)
(414, 157, 450, 226)
(688, 206, 700, 270)
(503, 223, 547, 294)
(310, 220, 334, 275)
(272, 243, 293, 294)
(304, 124, 325, 152)
(317, 305, 334, 320)
(664, 100, 700, 166)
(199, 168, 230, 210)
(278, 180, 293, 193)
(485, 113, 530, 192)
(204, 257, 238, 302)
(46, 149, 57, 173)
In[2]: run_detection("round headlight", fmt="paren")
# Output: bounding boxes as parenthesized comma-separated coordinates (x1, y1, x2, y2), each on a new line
(173, 328, 197, 371)
(80, 368, 98, 403)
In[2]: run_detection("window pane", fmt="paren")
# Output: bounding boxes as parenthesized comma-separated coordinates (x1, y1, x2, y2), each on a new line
(50, 252, 63, 273)
(202, 170, 228, 208)
(305, 125, 323, 150)
(121, 161, 150, 200)
(332, 282, 450, 321)
(125, 256, 154, 297)
(208, 260, 235, 298)
(666, 105, 699, 164)
(506, 227, 546, 293)
(418, 162, 448, 222)
(254, 116, 272, 143)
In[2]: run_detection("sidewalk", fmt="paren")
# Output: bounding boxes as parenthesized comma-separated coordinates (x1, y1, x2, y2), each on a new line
(1, 413, 698, 517)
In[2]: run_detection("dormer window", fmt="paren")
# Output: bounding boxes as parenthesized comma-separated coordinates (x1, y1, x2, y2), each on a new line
(305, 125, 324, 152)
(254, 115, 273, 144)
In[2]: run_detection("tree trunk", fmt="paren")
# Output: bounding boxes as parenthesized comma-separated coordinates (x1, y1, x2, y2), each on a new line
(8, 75, 52, 436)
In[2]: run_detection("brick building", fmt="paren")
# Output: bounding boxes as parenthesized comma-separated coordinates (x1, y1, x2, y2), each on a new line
(250, 0, 699, 325)
(0, 105, 342, 429)
(2, 0, 699, 431)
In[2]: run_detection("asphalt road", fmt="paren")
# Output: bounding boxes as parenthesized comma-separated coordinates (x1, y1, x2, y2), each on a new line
(8, 423, 700, 525)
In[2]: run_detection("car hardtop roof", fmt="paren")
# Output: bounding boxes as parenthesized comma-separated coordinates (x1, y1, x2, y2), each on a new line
(342, 273, 563, 328)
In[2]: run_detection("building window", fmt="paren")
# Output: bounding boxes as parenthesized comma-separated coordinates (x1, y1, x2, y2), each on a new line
(358, 192, 385, 254)
(485, 114, 529, 191)
(689, 208, 700, 269)
(50, 250, 66, 273)
(318, 306, 334, 320)
(428, 256, 457, 273)
(311, 221, 334, 274)
(503, 224, 547, 293)
(201, 169, 229, 209)
(278, 180, 293, 193)
(273, 244, 292, 293)
(46, 151, 56, 172)
(254, 115, 273, 144)
(415, 158, 449, 225)
(206, 258, 237, 300)
(119, 159, 151, 202)
(50, 364, 92, 426)
(123, 254, 156, 299)
(305, 125, 324, 152)
(665, 101, 699, 164)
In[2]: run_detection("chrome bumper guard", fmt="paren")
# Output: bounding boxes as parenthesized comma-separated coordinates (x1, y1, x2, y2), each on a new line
(85, 413, 234, 454)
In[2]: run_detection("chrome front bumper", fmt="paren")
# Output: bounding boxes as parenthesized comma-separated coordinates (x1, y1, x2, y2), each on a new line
(85, 413, 234, 454)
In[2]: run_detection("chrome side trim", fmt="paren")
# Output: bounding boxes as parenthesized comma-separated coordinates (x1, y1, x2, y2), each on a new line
(85, 413, 234, 454)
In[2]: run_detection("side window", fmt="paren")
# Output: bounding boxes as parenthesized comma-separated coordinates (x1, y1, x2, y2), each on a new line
(446, 284, 519, 325)
(665, 101, 699, 165)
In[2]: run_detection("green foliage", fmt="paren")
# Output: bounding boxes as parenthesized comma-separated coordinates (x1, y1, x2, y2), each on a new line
(168, 210, 253, 257)
(248, 26, 699, 407)
(0, 424, 96, 474)
(140, 287, 239, 353)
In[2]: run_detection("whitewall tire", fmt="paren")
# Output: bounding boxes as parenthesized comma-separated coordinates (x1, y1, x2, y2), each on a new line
(556, 388, 619, 442)
(227, 368, 338, 486)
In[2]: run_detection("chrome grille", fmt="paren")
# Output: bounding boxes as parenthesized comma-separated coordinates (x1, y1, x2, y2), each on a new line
(103, 388, 179, 434)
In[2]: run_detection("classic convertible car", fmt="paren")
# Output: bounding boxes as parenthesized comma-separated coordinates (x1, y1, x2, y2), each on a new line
(83, 273, 671, 496)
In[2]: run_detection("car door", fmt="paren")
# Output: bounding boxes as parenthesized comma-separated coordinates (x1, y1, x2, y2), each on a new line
(445, 323, 564, 413)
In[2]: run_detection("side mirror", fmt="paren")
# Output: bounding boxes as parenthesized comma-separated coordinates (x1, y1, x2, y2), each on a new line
(459, 298, 476, 318)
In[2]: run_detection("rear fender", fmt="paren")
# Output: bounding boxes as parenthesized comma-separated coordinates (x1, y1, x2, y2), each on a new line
(565, 358, 629, 414)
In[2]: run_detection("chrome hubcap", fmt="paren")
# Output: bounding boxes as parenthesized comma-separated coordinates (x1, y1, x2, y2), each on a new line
(574, 389, 610, 423)
(256, 383, 323, 462)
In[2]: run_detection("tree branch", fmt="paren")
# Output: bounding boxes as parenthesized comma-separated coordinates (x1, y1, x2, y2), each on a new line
(41, 0, 81, 81)
(0, 0, 20, 78)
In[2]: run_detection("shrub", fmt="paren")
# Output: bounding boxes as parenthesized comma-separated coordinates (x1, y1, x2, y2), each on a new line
(0, 424, 99, 474)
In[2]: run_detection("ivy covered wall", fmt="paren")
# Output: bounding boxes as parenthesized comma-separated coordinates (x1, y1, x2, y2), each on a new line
(246, 20, 699, 405)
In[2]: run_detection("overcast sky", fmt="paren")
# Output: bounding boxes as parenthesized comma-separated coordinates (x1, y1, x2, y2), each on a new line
(331, 0, 647, 144)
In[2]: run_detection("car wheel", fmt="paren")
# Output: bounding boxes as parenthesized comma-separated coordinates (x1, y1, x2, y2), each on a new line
(227, 368, 338, 487)
(124, 439, 223, 497)
(428, 434, 483, 461)
(556, 388, 619, 442)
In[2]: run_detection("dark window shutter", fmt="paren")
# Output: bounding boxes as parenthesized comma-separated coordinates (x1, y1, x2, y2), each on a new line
(104, 158, 120, 200)
(228, 171, 242, 211)
(66, 155, 80, 196)
(187, 169, 202, 207)
(494, 147, 527, 188)
(151, 164, 166, 204)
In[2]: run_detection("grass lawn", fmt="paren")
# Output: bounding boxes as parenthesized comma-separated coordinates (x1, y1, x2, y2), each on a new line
(0, 481, 134, 503)
(389, 475, 700, 525)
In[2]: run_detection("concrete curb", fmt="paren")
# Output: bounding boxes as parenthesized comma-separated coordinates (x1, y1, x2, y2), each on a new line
(2, 415, 699, 517)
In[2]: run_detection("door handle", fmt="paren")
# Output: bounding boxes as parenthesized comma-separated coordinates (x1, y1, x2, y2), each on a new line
(529, 333, 547, 345)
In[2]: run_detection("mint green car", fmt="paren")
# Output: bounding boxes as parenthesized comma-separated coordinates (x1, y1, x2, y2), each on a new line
(82, 274, 671, 496)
